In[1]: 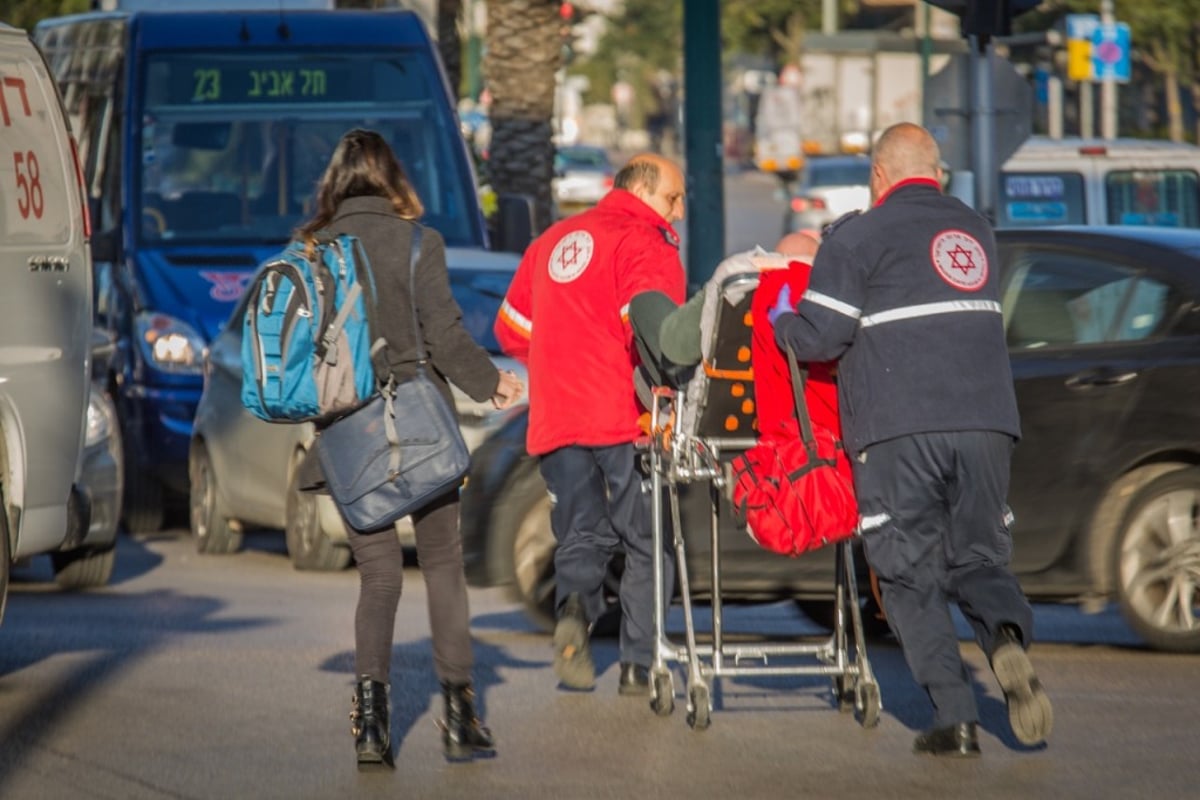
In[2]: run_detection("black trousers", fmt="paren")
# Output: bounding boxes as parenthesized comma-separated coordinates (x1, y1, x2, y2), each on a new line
(345, 487, 474, 686)
(539, 443, 673, 667)
(853, 430, 1034, 729)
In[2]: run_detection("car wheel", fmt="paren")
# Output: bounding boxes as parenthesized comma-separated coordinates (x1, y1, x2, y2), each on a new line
(490, 463, 557, 632)
(490, 461, 623, 634)
(51, 547, 115, 589)
(122, 464, 164, 534)
(1114, 466, 1200, 653)
(188, 442, 242, 555)
(285, 455, 350, 571)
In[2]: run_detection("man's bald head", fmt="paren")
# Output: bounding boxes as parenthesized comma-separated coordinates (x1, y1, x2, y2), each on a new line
(775, 231, 820, 261)
(615, 152, 686, 224)
(870, 123, 942, 202)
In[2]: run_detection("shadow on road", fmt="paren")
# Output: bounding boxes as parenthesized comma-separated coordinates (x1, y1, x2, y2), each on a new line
(0, 545, 272, 792)
(319, 636, 544, 759)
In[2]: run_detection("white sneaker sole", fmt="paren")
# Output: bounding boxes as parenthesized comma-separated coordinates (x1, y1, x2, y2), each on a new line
(992, 642, 1053, 746)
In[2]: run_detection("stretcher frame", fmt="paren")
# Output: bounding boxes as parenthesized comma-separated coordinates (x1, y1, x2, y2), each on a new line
(642, 266, 881, 731)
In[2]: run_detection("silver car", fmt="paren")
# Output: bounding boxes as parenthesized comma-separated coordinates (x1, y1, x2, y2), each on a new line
(190, 250, 526, 571)
(553, 145, 615, 216)
(783, 155, 871, 235)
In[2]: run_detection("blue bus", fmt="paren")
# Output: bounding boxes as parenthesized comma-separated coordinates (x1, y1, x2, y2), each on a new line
(35, 8, 527, 532)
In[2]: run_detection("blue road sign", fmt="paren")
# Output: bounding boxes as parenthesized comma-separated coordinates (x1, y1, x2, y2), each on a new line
(1092, 22, 1132, 83)
(1066, 13, 1099, 42)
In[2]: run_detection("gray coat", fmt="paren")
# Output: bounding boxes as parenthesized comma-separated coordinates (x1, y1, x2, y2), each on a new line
(328, 195, 500, 408)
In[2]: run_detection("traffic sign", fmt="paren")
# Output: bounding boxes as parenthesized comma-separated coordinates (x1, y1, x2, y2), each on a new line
(1092, 22, 1132, 83)
(1066, 14, 1099, 81)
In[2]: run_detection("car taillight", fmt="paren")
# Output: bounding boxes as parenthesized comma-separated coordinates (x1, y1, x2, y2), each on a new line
(69, 134, 91, 239)
(790, 197, 826, 213)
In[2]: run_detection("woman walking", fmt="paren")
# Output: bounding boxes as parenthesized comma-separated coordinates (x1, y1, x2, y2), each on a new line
(296, 129, 524, 768)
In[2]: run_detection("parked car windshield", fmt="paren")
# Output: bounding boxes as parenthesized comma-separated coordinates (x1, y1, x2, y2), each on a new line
(1106, 169, 1200, 227)
(556, 146, 611, 171)
(998, 172, 1088, 227)
(806, 160, 870, 187)
(138, 50, 480, 248)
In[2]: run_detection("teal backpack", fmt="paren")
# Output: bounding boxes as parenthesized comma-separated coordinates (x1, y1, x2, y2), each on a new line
(240, 233, 384, 423)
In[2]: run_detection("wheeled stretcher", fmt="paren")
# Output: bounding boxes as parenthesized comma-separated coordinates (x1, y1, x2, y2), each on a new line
(641, 254, 882, 730)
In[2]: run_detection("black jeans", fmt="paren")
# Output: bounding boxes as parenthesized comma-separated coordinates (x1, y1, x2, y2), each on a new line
(539, 443, 673, 667)
(345, 487, 474, 686)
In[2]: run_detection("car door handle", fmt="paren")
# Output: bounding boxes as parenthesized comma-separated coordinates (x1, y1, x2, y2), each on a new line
(28, 255, 70, 272)
(1064, 368, 1139, 389)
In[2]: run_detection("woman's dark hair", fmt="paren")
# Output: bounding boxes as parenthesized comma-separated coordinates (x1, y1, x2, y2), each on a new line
(296, 129, 424, 249)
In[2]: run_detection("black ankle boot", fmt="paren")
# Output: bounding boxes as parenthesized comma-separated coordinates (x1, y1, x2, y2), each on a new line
(350, 676, 393, 769)
(441, 681, 495, 762)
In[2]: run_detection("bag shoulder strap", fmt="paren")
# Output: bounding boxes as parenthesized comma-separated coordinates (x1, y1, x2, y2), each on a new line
(405, 225, 427, 364)
(785, 344, 818, 451)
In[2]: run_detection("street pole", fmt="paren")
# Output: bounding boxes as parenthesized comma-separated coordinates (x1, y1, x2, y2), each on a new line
(822, 0, 837, 35)
(1100, 0, 1117, 139)
(682, 0, 725, 287)
(969, 34, 996, 224)
(1080, 81, 1094, 139)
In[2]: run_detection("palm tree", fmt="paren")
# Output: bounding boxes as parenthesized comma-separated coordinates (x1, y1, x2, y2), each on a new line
(437, 0, 464, 99)
(484, 0, 561, 233)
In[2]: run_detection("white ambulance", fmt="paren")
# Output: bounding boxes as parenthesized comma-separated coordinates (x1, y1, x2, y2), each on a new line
(0, 24, 105, 623)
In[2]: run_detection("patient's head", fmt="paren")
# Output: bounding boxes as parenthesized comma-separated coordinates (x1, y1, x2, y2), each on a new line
(775, 230, 820, 261)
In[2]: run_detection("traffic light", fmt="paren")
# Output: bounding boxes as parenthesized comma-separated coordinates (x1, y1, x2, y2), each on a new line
(925, 0, 1042, 38)
(559, 2, 582, 65)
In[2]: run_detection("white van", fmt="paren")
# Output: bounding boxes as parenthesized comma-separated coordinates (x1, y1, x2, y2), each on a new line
(0, 25, 102, 622)
(998, 136, 1200, 229)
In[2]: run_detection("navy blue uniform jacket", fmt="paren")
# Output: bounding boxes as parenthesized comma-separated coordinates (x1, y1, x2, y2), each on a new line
(773, 178, 1021, 456)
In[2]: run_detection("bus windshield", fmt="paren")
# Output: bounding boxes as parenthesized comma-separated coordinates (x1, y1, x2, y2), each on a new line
(137, 50, 480, 247)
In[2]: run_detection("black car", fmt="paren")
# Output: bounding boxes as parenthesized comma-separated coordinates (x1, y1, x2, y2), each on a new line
(461, 226, 1200, 652)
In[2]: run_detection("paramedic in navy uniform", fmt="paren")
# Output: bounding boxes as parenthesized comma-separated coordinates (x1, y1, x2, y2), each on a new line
(769, 122, 1053, 757)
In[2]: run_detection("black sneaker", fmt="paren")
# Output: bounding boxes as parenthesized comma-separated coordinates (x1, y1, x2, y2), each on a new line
(991, 625, 1053, 746)
(617, 662, 650, 696)
(913, 722, 981, 758)
(553, 593, 595, 690)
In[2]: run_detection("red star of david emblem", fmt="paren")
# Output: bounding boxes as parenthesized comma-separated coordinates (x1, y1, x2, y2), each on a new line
(560, 240, 583, 270)
(946, 244, 976, 274)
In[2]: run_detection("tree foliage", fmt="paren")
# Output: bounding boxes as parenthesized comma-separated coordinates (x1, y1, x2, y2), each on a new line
(1, 0, 89, 30)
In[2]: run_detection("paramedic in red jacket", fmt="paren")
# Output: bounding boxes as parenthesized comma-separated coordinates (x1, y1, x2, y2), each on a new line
(494, 154, 687, 695)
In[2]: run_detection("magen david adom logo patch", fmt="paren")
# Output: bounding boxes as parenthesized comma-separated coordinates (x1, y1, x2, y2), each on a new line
(548, 230, 595, 283)
(930, 229, 988, 291)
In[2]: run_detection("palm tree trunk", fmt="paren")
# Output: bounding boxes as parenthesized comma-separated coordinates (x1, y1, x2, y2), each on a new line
(437, 0, 464, 101)
(484, 0, 561, 233)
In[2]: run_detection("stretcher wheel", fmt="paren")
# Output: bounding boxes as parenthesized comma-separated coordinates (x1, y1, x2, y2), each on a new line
(834, 674, 854, 712)
(650, 670, 674, 717)
(686, 684, 711, 731)
(856, 681, 882, 729)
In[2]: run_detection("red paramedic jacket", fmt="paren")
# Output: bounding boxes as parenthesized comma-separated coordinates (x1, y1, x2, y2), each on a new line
(495, 189, 686, 456)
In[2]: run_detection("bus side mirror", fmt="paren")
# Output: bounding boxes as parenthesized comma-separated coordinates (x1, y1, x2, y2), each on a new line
(90, 228, 120, 263)
(492, 193, 535, 254)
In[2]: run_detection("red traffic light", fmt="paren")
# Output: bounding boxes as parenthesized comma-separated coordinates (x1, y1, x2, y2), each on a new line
(560, 2, 574, 21)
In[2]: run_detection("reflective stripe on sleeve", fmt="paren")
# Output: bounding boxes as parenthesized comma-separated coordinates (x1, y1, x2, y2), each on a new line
(859, 299, 1001, 328)
(802, 289, 862, 320)
(859, 512, 891, 532)
(498, 299, 532, 338)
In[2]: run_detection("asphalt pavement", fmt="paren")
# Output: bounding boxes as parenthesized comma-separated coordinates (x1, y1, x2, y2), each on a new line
(0, 531, 1195, 800)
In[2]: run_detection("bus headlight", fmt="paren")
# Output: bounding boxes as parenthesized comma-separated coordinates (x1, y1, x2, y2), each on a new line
(135, 311, 206, 374)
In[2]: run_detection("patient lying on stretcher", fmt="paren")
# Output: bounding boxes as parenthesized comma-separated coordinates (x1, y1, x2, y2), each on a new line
(629, 231, 841, 440)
